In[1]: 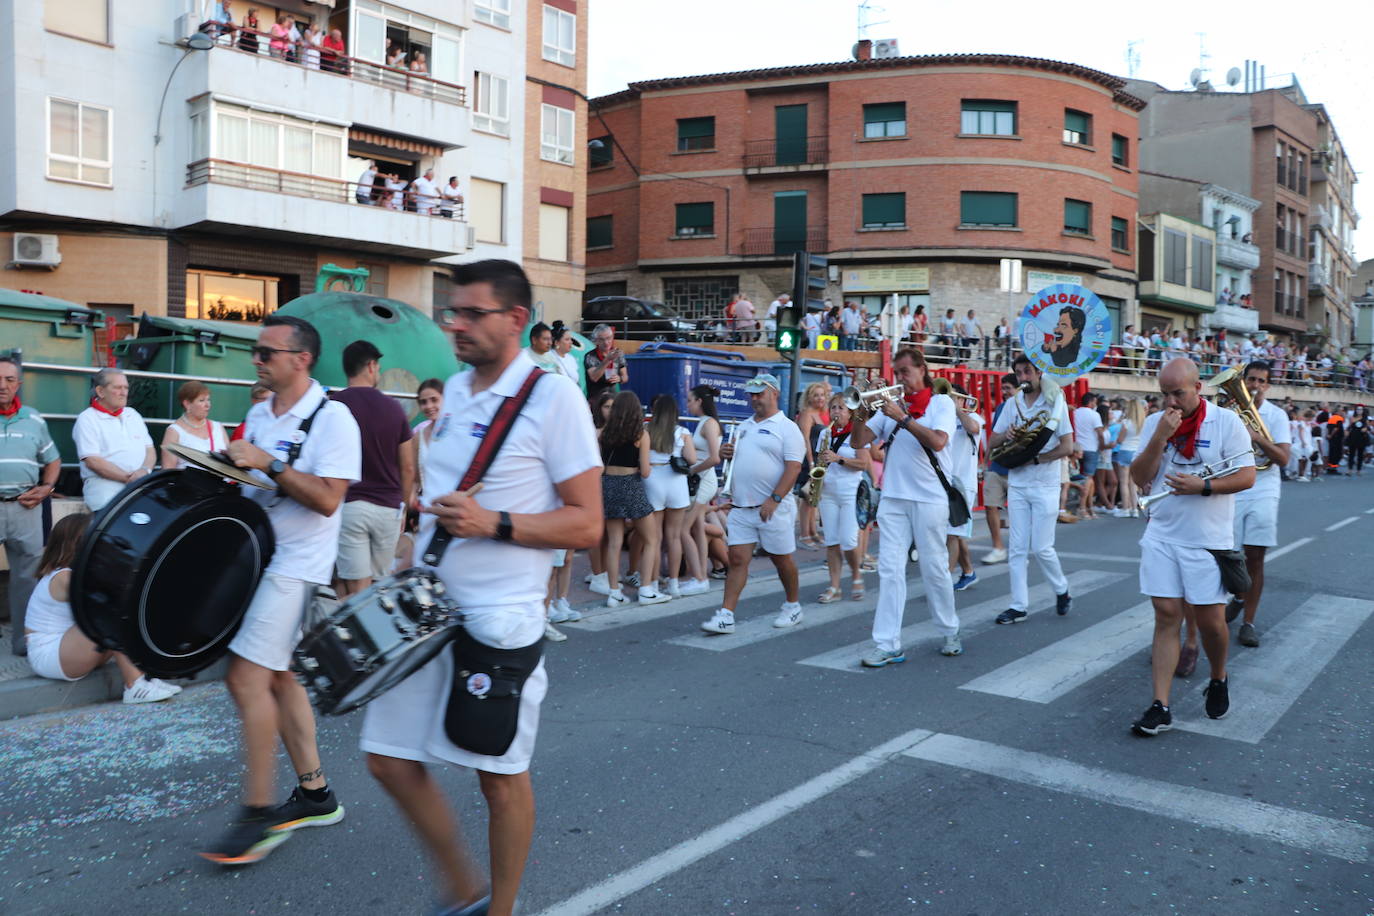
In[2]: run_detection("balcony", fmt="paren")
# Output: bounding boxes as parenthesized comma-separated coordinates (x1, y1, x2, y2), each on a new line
(1313, 208, 1333, 232)
(740, 226, 827, 256)
(179, 160, 470, 260)
(1308, 264, 1327, 290)
(1215, 236, 1261, 270)
(743, 137, 829, 173)
(1207, 302, 1260, 335)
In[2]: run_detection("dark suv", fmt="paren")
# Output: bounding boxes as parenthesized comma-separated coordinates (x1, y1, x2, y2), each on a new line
(581, 297, 697, 341)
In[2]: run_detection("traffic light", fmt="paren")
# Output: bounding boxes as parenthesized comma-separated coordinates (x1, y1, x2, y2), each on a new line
(780, 251, 827, 354)
(775, 325, 800, 353)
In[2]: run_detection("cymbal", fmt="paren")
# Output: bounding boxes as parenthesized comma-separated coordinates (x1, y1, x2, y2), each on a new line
(166, 443, 277, 490)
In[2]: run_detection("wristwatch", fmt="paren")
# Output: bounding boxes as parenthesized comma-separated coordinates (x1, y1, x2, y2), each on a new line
(1032, 455, 1040, 465)
(494, 510, 514, 541)
(1201, 478, 1213, 497)
(267, 459, 287, 478)
(770, 492, 784, 504)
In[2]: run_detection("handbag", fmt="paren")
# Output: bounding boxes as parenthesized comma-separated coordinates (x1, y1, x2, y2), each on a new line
(686, 472, 701, 498)
(669, 456, 691, 474)
(1207, 548, 1252, 596)
(920, 441, 971, 528)
(444, 628, 543, 757)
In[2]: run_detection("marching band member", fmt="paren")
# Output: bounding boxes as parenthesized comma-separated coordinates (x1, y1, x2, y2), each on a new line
(990, 355, 1075, 625)
(946, 383, 983, 591)
(700, 373, 805, 635)
(1129, 358, 1255, 736)
(816, 393, 871, 603)
(1225, 360, 1291, 648)
(853, 348, 962, 665)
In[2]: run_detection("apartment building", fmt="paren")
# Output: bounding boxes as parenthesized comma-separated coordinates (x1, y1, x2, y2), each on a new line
(586, 50, 1143, 339)
(0, 0, 584, 330)
(1135, 213, 1218, 337)
(1304, 104, 1359, 349)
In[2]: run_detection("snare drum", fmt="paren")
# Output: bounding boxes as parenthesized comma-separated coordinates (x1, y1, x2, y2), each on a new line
(294, 568, 460, 715)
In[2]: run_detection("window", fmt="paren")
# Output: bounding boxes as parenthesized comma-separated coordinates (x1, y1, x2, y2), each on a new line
(863, 102, 905, 138)
(204, 102, 344, 178)
(1164, 229, 1188, 285)
(589, 135, 614, 168)
(45, 0, 108, 43)
(469, 178, 505, 244)
(353, 2, 464, 86)
(184, 269, 278, 322)
(1063, 199, 1092, 236)
(355, 262, 390, 298)
(542, 6, 576, 67)
(1111, 134, 1128, 167)
(961, 100, 1016, 136)
(960, 191, 1017, 228)
(676, 117, 715, 152)
(539, 204, 569, 261)
(587, 214, 613, 249)
(661, 275, 740, 321)
(675, 202, 714, 236)
(1111, 217, 1130, 251)
(1064, 109, 1091, 145)
(540, 104, 575, 165)
(1191, 237, 1213, 291)
(1100, 296, 1124, 344)
(473, 0, 511, 29)
(47, 98, 111, 186)
(861, 192, 905, 228)
(473, 73, 510, 136)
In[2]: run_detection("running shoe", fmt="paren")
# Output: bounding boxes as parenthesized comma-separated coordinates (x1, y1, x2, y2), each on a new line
(544, 621, 567, 642)
(435, 894, 491, 916)
(638, 588, 671, 606)
(708, 567, 729, 580)
(1224, 596, 1244, 623)
(995, 608, 1028, 625)
(700, 609, 735, 635)
(860, 646, 906, 668)
(587, 573, 611, 596)
(981, 547, 1007, 564)
(1238, 623, 1260, 647)
(199, 808, 292, 866)
(1131, 701, 1172, 736)
(1056, 592, 1072, 616)
(123, 676, 178, 704)
(679, 579, 711, 596)
(953, 572, 977, 591)
(940, 632, 963, 656)
(606, 589, 629, 608)
(549, 599, 581, 623)
(1204, 677, 1230, 719)
(772, 603, 803, 628)
(623, 571, 641, 588)
(270, 787, 345, 833)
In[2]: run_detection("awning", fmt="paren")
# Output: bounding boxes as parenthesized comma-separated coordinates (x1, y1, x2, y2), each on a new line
(348, 128, 449, 158)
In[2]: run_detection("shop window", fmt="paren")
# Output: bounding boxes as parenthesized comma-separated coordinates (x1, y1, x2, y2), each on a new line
(185, 269, 279, 322)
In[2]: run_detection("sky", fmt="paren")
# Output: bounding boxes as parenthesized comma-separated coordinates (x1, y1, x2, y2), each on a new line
(587, 0, 1373, 267)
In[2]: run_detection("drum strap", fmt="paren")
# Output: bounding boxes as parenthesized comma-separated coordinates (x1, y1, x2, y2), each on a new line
(421, 368, 545, 566)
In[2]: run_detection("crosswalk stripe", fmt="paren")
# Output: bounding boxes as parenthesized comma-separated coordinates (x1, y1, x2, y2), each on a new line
(1266, 536, 1314, 561)
(902, 733, 1373, 862)
(796, 568, 1125, 673)
(1055, 552, 1140, 564)
(665, 566, 1011, 652)
(959, 600, 1154, 703)
(1173, 593, 1374, 744)
(1324, 516, 1360, 532)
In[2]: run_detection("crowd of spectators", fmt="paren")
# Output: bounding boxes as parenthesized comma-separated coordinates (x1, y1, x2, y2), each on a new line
(353, 163, 463, 217)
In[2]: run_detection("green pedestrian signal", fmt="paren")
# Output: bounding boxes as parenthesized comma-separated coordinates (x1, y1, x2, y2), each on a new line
(776, 326, 800, 353)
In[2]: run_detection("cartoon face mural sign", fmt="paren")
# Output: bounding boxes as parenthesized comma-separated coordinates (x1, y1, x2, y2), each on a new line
(1016, 284, 1113, 381)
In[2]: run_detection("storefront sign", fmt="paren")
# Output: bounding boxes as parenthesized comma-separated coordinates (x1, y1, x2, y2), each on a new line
(841, 266, 930, 293)
(1026, 270, 1083, 294)
(1017, 284, 1113, 381)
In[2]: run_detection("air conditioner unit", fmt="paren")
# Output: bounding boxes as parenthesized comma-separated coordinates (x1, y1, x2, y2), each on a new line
(873, 39, 901, 59)
(12, 233, 61, 269)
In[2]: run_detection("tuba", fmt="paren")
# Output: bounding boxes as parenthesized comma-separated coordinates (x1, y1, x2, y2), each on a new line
(1209, 367, 1272, 471)
(988, 376, 1063, 468)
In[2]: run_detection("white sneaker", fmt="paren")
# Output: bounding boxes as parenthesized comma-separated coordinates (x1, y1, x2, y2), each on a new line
(982, 547, 1007, 564)
(550, 598, 581, 623)
(638, 588, 671, 606)
(148, 678, 183, 695)
(587, 572, 611, 596)
(772, 603, 803, 628)
(544, 621, 568, 642)
(667, 578, 682, 598)
(123, 676, 177, 704)
(583, 572, 595, 584)
(606, 589, 629, 607)
(700, 609, 735, 634)
(679, 578, 710, 596)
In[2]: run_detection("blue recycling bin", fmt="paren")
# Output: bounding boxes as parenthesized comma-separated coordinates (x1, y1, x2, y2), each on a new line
(624, 344, 776, 421)
(771, 359, 852, 413)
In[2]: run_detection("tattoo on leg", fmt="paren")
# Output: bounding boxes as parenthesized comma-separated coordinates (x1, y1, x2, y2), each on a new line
(297, 767, 324, 784)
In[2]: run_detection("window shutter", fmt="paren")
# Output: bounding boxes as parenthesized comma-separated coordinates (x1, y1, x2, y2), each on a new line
(863, 102, 905, 123)
(677, 117, 715, 139)
(862, 193, 905, 226)
(1065, 110, 1090, 134)
(961, 191, 1017, 227)
(587, 215, 613, 248)
(1064, 199, 1091, 233)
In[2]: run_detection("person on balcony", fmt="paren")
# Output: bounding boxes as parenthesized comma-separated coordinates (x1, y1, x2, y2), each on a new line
(355, 161, 377, 205)
(409, 51, 428, 74)
(383, 173, 408, 211)
(440, 177, 463, 218)
(238, 8, 260, 53)
(302, 24, 322, 69)
(386, 41, 405, 69)
(206, 0, 236, 44)
(268, 15, 291, 58)
(411, 169, 441, 216)
(322, 29, 346, 74)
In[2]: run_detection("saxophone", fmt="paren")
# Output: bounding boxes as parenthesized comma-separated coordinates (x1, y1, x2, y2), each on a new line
(1210, 367, 1272, 471)
(804, 427, 832, 507)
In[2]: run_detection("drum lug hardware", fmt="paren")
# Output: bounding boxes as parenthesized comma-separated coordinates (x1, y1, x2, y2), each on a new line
(299, 655, 319, 670)
(348, 648, 367, 664)
(333, 626, 352, 641)
(379, 595, 396, 610)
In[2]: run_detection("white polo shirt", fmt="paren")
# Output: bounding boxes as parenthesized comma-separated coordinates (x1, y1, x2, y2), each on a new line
(866, 393, 956, 505)
(1073, 405, 1103, 454)
(73, 405, 154, 510)
(242, 381, 362, 584)
(1140, 401, 1254, 549)
(993, 390, 1071, 489)
(1236, 398, 1290, 503)
(949, 411, 983, 495)
(728, 410, 805, 509)
(419, 352, 601, 649)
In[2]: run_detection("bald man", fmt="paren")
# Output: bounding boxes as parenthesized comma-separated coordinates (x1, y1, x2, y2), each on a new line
(1128, 358, 1255, 737)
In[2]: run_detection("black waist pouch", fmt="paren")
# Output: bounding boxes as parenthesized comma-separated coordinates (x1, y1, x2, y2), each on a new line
(444, 628, 544, 757)
(1207, 548, 1252, 596)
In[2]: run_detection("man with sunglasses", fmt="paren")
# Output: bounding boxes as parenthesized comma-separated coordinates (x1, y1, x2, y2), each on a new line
(201, 315, 362, 865)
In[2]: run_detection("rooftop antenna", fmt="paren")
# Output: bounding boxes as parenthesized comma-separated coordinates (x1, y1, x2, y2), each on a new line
(1125, 40, 1141, 78)
(857, 0, 888, 40)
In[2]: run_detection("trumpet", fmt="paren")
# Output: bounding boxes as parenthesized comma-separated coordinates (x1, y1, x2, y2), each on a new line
(804, 426, 832, 507)
(931, 377, 978, 412)
(719, 420, 741, 500)
(1139, 451, 1252, 509)
(841, 382, 904, 418)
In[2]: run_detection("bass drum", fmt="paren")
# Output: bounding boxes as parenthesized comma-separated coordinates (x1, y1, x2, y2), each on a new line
(72, 470, 275, 678)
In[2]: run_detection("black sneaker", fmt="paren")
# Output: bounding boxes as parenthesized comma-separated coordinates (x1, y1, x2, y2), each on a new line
(1056, 592, 1072, 616)
(995, 608, 1028, 625)
(1131, 700, 1172, 736)
(199, 807, 291, 866)
(1224, 596, 1244, 623)
(1204, 677, 1230, 719)
(269, 787, 345, 833)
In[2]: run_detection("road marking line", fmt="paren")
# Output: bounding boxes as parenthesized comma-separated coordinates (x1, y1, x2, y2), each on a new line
(1367, 507, 1374, 514)
(1174, 593, 1374, 744)
(570, 567, 832, 632)
(527, 728, 939, 916)
(665, 566, 1011, 652)
(902, 733, 1373, 862)
(1324, 516, 1360, 532)
(1265, 536, 1314, 561)
(1056, 551, 1141, 564)
(959, 600, 1154, 703)
(796, 568, 1124, 673)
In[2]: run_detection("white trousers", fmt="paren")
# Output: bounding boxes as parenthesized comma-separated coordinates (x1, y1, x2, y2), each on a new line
(1007, 485, 1068, 612)
(871, 497, 958, 650)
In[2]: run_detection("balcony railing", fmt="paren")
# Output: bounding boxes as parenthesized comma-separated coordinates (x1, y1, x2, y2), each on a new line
(185, 159, 465, 221)
(1215, 235, 1261, 270)
(740, 226, 827, 256)
(743, 136, 829, 169)
(201, 24, 466, 106)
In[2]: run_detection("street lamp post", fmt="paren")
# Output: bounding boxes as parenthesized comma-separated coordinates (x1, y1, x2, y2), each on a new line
(151, 31, 214, 229)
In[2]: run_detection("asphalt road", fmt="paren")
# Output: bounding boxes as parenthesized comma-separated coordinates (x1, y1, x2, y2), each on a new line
(2, 475, 1371, 916)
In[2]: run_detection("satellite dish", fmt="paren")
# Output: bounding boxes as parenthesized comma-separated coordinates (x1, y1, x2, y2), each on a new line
(1226, 67, 1241, 87)
(1189, 68, 1202, 87)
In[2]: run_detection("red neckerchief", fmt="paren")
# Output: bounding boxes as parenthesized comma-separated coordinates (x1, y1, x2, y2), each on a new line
(904, 386, 934, 419)
(0, 396, 19, 418)
(90, 397, 123, 418)
(830, 421, 851, 437)
(1169, 398, 1206, 459)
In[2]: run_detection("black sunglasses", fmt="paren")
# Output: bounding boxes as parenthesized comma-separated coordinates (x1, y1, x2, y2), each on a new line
(252, 345, 305, 361)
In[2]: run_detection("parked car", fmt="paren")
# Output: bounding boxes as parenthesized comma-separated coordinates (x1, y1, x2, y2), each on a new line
(580, 297, 697, 341)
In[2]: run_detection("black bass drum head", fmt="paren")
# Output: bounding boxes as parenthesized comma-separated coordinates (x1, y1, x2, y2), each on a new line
(71, 470, 275, 678)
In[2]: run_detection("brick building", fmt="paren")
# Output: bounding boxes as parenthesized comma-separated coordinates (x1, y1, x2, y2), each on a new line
(585, 50, 1144, 340)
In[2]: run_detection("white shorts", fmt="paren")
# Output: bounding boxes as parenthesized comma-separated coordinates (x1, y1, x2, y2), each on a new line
(819, 480, 860, 550)
(551, 549, 567, 568)
(1138, 535, 1226, 606)
(337, 500, 403, 580)
(1233, 497, 1278, 548)
(726, 497, 797, 555)
(645, 465, 691, 511)
(227, 573, 313, 671)
(26, 630, 78, 681)
(694, 469, 720, 505)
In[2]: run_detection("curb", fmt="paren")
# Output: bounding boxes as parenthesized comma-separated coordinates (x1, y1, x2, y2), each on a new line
(0, 657, 229, 721)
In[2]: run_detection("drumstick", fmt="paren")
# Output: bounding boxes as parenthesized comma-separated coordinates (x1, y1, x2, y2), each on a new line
(420, 482, 486, 566)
